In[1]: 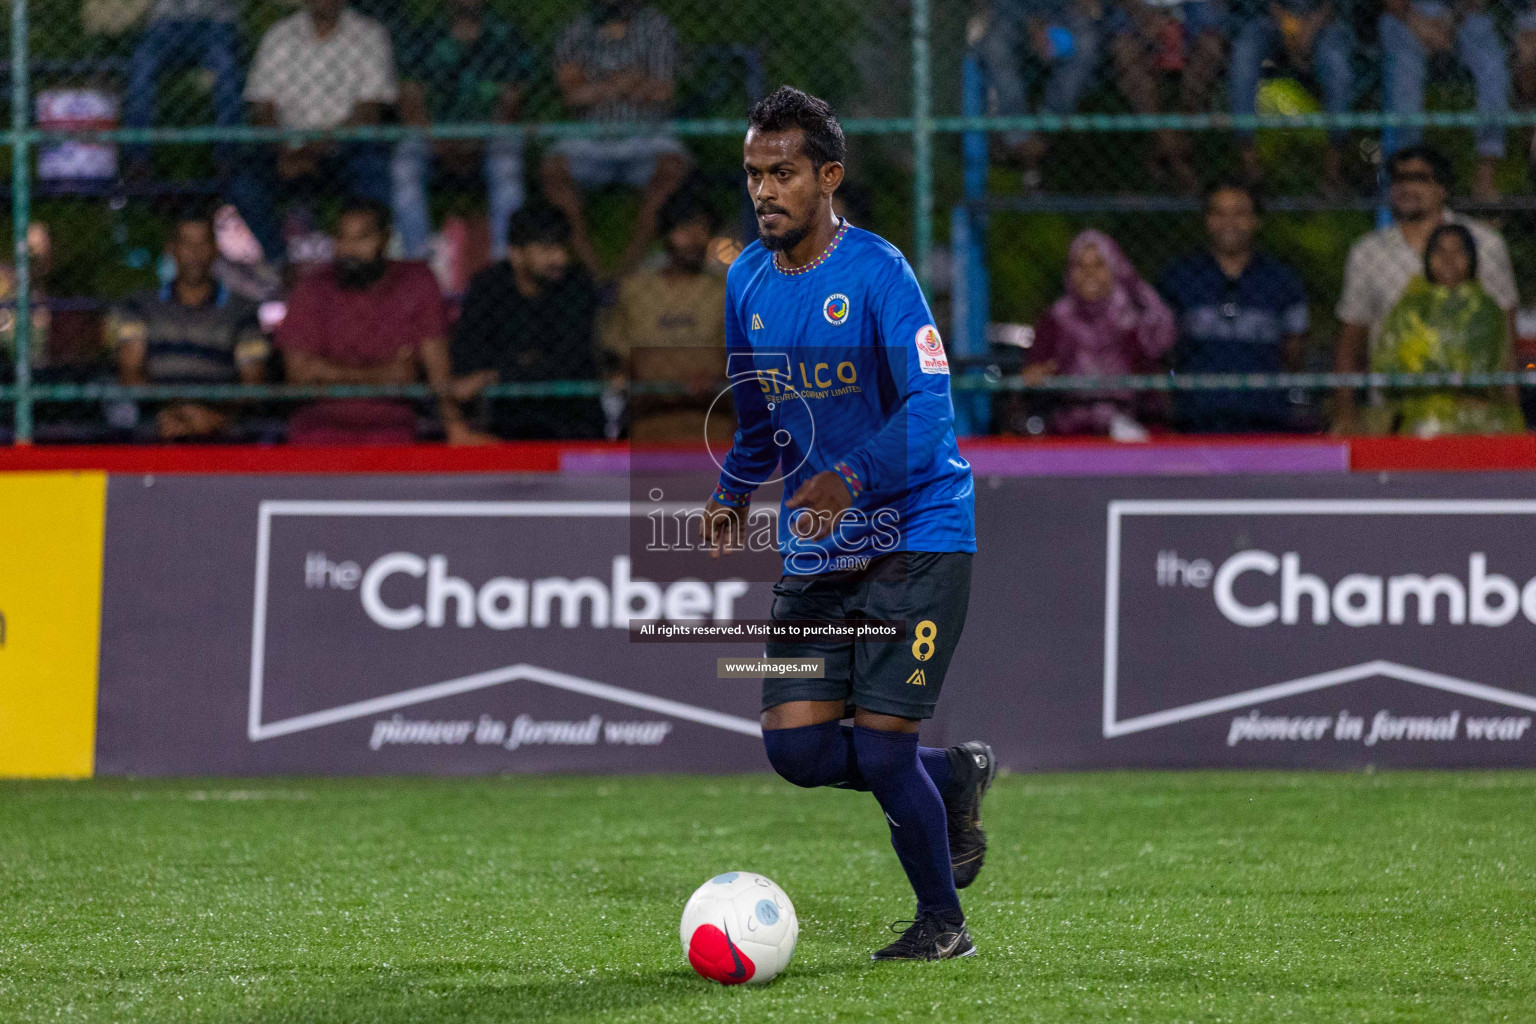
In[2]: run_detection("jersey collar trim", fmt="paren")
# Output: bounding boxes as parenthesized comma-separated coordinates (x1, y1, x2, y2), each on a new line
(771, 218, 849, 277)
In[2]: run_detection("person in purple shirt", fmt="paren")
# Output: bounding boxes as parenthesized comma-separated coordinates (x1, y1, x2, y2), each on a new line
(276, 198, 482, 446)
(1025, 229, 1176, 439)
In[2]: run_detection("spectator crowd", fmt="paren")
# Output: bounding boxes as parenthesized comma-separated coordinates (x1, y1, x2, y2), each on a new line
(88, 185, 732, 445)
(42, 0, 731, 444)
(5, 0, 1536, 443)
(125, 0, 693, 277)
(981, 0, 1536, 199)
(1013, 144, 1527, 438)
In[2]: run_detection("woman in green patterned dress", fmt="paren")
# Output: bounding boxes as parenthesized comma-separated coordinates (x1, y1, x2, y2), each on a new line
(1370, 222, 1524, 436)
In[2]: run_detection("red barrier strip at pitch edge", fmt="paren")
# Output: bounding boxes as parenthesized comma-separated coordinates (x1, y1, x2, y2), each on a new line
(1349, 435, 1536, 472)
(0, 435, 1533, 474)
(0, 442, 615, 474)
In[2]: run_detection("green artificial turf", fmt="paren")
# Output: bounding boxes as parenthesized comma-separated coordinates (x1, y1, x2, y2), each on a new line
(2, 772, 1534, 1023)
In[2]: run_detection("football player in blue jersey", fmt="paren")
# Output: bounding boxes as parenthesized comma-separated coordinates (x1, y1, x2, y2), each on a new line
(700, 86, 994, 962)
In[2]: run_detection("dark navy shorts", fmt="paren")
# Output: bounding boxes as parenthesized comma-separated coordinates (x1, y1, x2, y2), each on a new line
(761, 550, 973, 721)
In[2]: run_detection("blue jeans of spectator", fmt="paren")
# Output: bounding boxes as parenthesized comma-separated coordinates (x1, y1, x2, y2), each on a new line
(1230, 15, 1353, 143)
(124, 19, 242, 166)
(224, 142, 391, 263)
(1380, 4, 1509, 158)
(391, 134, 525, 260)
(978, 3, 1100, 151)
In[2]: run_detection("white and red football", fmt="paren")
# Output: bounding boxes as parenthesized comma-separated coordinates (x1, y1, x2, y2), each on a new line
(680, 871, 799, 985)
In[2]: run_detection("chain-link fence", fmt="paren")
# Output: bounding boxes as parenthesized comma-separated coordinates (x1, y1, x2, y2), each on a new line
(3, 0, 1536, 443)
(958, 0, 1536, 438)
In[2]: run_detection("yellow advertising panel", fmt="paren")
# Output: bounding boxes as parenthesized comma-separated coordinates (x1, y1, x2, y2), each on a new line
(0, 472, 106, 777)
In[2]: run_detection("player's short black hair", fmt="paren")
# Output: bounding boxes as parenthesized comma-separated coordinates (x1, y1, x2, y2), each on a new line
(506, 201, 571, 247)
(658, 189, 719, 237)
(747, 85, 847, 170)
(1386, 144, 1453, 189)
(337, 196, 392, 236)
(1204, 179, 1263, 216)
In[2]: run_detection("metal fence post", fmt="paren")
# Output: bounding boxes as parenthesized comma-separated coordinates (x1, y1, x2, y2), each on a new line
(10, 0, 31, 445)
(951, 46, 992, 436)
(910, 0, 932, 291)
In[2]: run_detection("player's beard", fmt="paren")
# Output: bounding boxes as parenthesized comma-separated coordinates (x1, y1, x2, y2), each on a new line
(758, 221, 809, 253)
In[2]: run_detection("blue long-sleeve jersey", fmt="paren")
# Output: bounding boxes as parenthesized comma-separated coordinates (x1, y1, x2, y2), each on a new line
(713, 221, 976, 574)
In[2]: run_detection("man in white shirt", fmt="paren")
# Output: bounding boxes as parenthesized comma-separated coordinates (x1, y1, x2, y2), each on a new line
(1333, 144, 1519, 433)
(225, 0, 397, 262)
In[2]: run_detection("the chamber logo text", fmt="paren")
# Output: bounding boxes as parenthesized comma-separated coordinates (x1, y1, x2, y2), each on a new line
(1157, 549, 1536, 627)
(307, 551, 748, 630)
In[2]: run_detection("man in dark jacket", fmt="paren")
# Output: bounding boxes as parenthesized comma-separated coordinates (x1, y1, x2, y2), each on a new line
(451, 203, 605, 439)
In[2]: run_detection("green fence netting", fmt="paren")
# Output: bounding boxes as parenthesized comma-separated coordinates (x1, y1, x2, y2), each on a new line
(4, 0, 1536, 442)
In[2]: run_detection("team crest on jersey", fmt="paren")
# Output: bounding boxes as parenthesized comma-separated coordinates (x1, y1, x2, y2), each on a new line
(822, 293, 851, 325)
(915, 324, 949, 374)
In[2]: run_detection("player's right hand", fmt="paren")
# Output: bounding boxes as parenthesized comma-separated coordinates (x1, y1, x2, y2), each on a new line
(700, 500, 747, 559)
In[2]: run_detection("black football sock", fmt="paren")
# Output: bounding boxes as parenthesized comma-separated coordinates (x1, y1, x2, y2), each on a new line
(918, 746, 954, 796)
(852, 725, 961, 916)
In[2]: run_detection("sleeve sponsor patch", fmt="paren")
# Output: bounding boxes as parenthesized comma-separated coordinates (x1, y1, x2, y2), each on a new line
(915, 324, 948, 375)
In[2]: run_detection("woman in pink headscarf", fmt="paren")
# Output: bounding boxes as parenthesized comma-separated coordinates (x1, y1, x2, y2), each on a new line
(1025, 229, 1175, 438)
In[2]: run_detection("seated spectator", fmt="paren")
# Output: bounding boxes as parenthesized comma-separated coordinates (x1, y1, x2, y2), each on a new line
(277, 198, 479, 445)
(1157, 182, 1309, 433)
(977, 0, 1102, 189)
(392, 0, 531, 261)
(1379, 0, 1508, 201)
(1514, 8, 1536, 160)
(452, 203, 605, 439)
(1334, 144, 1518, 432)
(541, 0, 690, 277)
(0, 222, 54, 379)
(1108, 0, 1225, 191)
(112, 210, 268, 441)
(1371, 223, 1524, 435)
(229, 0, 397, 263)
(123, 0, 243, 176)
(1229, 0, 1353, 192)
(600, 190, 728, 442)
(1025, 229, 1175, 439)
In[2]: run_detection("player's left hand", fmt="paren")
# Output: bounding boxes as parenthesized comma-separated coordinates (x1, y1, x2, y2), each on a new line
(785, 470, 854, 541)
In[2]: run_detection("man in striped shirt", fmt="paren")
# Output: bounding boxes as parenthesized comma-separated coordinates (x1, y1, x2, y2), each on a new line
(113, 211, 268, 440)
(540, 0, 691, 277)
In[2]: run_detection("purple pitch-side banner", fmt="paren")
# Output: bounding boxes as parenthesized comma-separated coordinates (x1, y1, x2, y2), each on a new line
(97, 471, 1536, 774)
(96, 474, 771, 774)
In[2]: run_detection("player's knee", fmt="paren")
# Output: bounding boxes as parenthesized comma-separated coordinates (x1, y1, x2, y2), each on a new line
(850, 725, 920, 790)
(762, 723, 843, 789)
